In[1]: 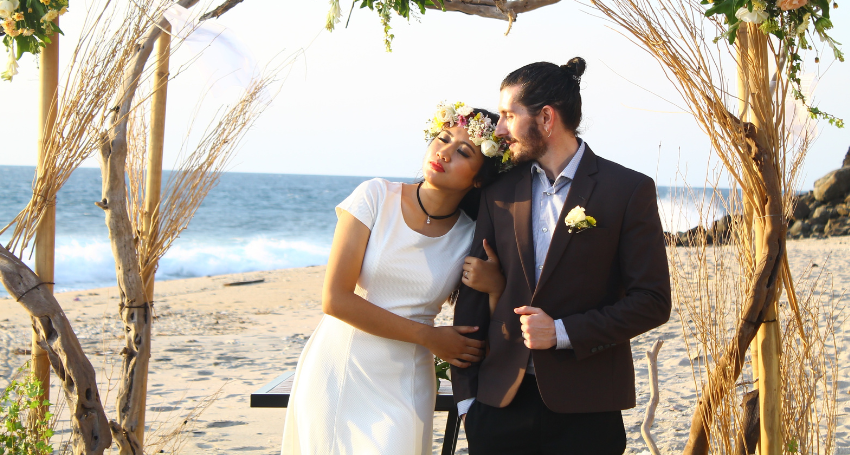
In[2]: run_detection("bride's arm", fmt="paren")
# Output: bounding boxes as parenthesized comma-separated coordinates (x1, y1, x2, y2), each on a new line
(322, 211, 485, 368)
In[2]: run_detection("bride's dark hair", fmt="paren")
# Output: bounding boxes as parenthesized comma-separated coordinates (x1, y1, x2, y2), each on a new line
(455, 107, 503, 221)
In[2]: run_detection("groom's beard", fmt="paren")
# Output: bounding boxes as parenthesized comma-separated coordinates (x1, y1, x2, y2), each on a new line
(509, 123, 547, 165)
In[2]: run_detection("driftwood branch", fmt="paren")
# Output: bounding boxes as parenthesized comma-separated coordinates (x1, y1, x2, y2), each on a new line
(199, 0, 244, 21)
(642, 339, 664, 455)
(426, 0, 561, 21)
(103, 1, 200, 452)
(0, 244, 112, 454)
(103, 0, 252, 451)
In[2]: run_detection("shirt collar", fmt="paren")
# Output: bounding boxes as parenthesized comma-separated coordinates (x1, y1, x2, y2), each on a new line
(530, 138, 586, 182)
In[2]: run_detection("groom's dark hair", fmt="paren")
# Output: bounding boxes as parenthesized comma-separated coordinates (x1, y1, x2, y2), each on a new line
(501, 57, 586, 134)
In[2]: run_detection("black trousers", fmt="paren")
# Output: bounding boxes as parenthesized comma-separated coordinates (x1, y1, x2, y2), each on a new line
(464, 375, 627, 455)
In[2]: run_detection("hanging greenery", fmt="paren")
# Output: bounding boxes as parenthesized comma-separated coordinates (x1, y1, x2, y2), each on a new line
(325, 0, 439, 51)
(0, 0, 69, 81)
(703, 0, 844, 126)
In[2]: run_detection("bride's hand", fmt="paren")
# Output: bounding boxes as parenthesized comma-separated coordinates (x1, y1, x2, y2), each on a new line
(462, 239, 505, 296)
(425, 326, 485, 368)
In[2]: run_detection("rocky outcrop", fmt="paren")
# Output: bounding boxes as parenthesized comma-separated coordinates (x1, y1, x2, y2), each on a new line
(813, 167, 850, 201)
(788, 149, 850, 239)
(666, 148, 850, 245)
(665, 214, 741, 246)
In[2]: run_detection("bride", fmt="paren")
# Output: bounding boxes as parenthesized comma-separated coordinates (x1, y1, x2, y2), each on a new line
(281, 102, 510, 455)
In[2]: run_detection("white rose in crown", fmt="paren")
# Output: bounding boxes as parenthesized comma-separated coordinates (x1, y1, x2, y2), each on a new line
(564, 206, 597, 233)
(436, 105, 457, 124)
(480, 139, 500, 158)
(0, 0, 20, 20)
(457, 105, 474, 117)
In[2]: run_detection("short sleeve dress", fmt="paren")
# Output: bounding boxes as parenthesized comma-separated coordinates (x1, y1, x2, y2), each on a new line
(280, 178, 475, 455)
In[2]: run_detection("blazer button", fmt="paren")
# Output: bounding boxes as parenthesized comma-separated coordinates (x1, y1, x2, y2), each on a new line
(598, 345, 605, 351)
(591, 347, 597, 353)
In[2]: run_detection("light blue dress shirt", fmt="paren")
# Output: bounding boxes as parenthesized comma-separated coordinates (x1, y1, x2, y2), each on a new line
(457, 140, 586, 416)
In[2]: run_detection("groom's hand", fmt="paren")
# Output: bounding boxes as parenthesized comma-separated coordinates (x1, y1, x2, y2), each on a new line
(514, 306, 556, 349)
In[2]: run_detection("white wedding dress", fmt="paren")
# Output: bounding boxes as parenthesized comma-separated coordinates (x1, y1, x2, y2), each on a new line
(280, 178, 475, 455)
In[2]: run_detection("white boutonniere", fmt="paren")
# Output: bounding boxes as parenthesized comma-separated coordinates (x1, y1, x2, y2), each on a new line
(564, 206, 597, 233)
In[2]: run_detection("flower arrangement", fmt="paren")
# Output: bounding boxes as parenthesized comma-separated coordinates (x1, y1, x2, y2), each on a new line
(703, 0, 843, 127)
(425, 101, 512, 170)
(1, 0, 69, 81)
(564, 206, 597, 233)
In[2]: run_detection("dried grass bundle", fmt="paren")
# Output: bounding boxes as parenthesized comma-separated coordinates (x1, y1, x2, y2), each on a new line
(665, 182, 838, 453)
(779, 263, 841, 454)
(125, 72, 279, 298)
(586, 0, 834, 449)
(0, 0, 171, 258)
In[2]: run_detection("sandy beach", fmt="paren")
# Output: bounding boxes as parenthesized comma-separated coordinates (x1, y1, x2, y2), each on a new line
(1, 238, 849, 454)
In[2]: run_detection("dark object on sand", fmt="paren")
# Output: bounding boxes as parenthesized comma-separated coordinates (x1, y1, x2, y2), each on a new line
(223, 278, 265, 287)
(736, 389, 760, 455)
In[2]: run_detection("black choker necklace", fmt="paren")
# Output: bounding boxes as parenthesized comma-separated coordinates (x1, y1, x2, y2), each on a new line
(416, 182, 458, 225)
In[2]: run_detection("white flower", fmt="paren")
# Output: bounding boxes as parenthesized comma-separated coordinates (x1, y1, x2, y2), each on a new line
(796, 13, 811, 36)
(2, 48, 19, 82)
(565, 206, 587, 226)
(735, 6, 768, 24)
(325, 0, 341, 32)
(436, 104, 457, 124)
(480, 139, 500, 157)
(819, 32, 836, 50)
(41, 8, 59, 22)
(0, 0, 19, 20)
(457, 105, 474, 117)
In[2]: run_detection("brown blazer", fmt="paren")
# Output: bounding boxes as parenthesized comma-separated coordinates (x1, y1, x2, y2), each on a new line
(451, 146, 671, 414)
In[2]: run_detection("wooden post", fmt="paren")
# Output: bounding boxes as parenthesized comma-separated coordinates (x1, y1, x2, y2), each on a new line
(134, 24, 170, 447)
(32, 15, 59, 426)
(742, 22, 782, 455)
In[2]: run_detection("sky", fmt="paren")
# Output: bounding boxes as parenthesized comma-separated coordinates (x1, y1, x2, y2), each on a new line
(1, 0, 848, 191)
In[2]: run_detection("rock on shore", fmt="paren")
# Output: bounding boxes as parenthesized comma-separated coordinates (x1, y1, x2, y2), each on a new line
(790, 147, 850, 239)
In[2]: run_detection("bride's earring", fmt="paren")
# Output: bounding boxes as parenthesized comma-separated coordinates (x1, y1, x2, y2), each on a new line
(546, 127, 552, 138)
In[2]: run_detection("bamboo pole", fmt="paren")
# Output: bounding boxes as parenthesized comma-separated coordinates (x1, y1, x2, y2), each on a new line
(135, 24, 171, 447)
(32, 15, 59, 426)
(737, 26, 761, 402)
(743, 23, 783, 455)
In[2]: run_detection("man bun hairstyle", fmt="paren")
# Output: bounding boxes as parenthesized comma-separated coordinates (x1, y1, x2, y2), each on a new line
(501, 57, 587, 134)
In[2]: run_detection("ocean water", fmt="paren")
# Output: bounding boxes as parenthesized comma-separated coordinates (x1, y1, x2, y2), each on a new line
(0, 165, 726, 295)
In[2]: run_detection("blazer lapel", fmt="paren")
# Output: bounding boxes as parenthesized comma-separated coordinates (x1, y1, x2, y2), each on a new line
(534, 148, 599, 296)
(511, 166, 536, 293)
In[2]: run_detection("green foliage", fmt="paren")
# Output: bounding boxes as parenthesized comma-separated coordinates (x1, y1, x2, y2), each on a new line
(0, 363, 53, 455)
(787, 438, 799, 452)
(434, 356, 451, 389)
(700, 0, 844, 128)
(327, 0, 443, 51)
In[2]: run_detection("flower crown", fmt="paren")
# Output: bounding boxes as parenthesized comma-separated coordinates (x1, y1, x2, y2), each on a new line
(424, 101, 512, 171)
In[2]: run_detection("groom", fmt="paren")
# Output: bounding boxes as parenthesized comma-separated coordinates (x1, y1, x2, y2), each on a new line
(452, 58, 671, 454)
